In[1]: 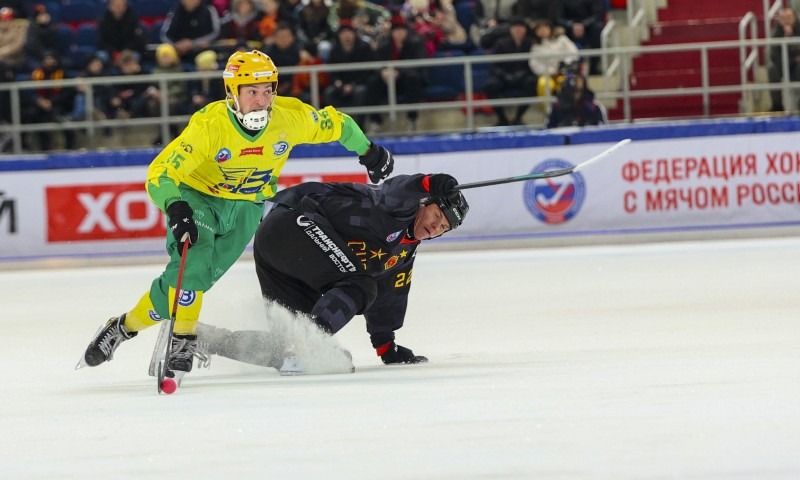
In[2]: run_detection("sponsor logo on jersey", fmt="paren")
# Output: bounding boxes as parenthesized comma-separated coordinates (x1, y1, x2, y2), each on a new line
(310, 111, 319, 122)
(240, 146, 263, 156)
(384, 255, 399, 270)
(273, 141, 289, 156)
(298, 216, 357, 273)
(148, 310, 163, 322)
(178, 290, 196, 307)
(215, 148, 232, 163)
(386, 230, 402, 242)
(523, 159, 586, 225)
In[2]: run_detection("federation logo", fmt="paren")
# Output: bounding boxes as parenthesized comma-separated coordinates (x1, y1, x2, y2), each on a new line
(273, 141, 289, 156)
(178, 290, 196, 307)
(386, 230, 402, 242)
(215, 148, 232, 163)
(148, 310, 163, 322)
(523, 159, 586, 225)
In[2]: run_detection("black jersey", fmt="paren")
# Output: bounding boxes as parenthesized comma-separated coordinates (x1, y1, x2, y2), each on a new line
(269, 174, 432, 346)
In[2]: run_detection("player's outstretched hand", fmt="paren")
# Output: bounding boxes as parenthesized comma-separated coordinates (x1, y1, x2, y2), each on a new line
(378, 341, 428, 365)
(166, 200, 198, 250)
(359, 143, 394, 183)
(428, 174, 458, 198)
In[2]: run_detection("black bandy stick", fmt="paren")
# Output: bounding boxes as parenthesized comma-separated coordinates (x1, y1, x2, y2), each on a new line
(454, 139, 632, 191)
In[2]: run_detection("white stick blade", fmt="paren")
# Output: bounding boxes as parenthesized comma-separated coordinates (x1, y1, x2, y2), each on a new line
(572, 138, 632, 172)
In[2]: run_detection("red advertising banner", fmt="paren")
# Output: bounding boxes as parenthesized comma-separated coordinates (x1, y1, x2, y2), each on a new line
(45, 173, 368, 243)
(46, 183, 166, 242)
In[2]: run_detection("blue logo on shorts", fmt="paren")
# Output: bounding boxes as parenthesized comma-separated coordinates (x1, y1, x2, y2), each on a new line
(178, 290, 196, 306)
(215, 148, 232, 163)
(148, 310, 163, 321)
(523, 159, 586, 225)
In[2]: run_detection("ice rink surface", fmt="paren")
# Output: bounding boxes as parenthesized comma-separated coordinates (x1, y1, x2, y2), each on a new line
(1, 237, 798, 479)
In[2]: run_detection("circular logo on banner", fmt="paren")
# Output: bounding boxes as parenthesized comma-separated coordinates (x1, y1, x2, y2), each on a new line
(523, 159, 586, 225)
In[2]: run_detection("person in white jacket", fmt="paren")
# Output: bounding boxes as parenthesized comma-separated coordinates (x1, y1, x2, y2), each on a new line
(528, 20, 580, 100)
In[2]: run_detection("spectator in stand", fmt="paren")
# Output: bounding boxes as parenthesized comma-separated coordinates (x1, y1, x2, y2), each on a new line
(328, 0, 390, 49)
(190, 49, 225, 110)
(258, 0, 298, 45)
(297, 0, 334, 61)
(473, 0, 517, 49)
(218, 0, 263, 51)
(263, 22, 302, 97)
(150, 43, 191, 144)
(529, 20, 579, 99)
(211, 0, 231, 17)
(546, 67, 605, 128)
(0, 0, 24, 19)
(324, 18, 374, 122)
(24, 4, 59, 70)
(484, 17, 535, 126)
(65, 53, 114, 123)
(555, 0, 605, 74)
(98, 0, 148, 66)
(515, 0, 555, 24)
(162, 0, 222, 62)
(22, 51, 75, 151)
(108, 50, 153, 120)
(365, 15, 427, 133)
(768, 7, 800, 112)
(0, 7, 29, 72)
(431, 0, 470, 52)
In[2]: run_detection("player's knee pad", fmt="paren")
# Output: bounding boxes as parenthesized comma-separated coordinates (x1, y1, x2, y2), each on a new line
(311, 276, 377, 334)
(332, 275, 377, 314)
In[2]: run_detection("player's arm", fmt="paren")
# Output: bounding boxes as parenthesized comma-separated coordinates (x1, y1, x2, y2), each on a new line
(364, 261, 428, 364)
(145, 116, 211, 212)
(298, 101, 394, 183)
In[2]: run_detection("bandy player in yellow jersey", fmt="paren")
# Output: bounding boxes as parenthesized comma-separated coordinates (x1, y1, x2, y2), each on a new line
(76, 50, 395, 383)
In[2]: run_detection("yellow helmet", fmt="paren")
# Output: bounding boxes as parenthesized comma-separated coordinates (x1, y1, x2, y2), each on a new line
(223, 50, 279, 97)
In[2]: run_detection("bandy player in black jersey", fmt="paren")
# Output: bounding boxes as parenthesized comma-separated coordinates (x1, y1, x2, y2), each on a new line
(197, 173, 468, 372)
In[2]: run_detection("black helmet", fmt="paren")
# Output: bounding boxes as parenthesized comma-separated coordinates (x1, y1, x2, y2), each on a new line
(431, 191, 469, 231)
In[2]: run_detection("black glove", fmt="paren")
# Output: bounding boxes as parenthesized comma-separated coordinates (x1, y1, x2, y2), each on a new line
(377, 341, 428, 365)
(359, 143, 394, 183)
(166, 200, 198, 250)
(428, 174, 458, 198)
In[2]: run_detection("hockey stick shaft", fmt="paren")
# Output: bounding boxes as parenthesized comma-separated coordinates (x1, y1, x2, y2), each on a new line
(453, 139, 631, 191)
(148, 235, 190, 379)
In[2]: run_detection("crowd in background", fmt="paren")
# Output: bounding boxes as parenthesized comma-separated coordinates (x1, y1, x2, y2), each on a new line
(0, 0, 614, 151)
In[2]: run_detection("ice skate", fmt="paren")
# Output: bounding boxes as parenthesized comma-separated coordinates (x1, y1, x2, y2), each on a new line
(278, 345, 305, 376)
(165, 333, 210, 386)
(76, 314, 138, 369)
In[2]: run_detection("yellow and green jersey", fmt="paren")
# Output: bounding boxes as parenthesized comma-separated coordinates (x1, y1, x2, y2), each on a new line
(145, 96, 371, 211)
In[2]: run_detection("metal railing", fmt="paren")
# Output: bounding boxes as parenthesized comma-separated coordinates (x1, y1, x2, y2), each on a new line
(3, 35, 800, 154)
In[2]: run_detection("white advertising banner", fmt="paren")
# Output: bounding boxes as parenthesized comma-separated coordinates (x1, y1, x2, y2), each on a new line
(0, 158, 369, 260)
(2, 132, 800, 260)
(405, 133, 800, 240)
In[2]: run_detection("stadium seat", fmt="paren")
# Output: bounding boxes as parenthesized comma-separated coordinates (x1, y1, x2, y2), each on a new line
(133, 0, 172, 21)
(455, 2, 475, 33)
(147, 20, 165, 44)
(59, 3, 99, 26)
(55, 24, 75, 56)
(76, 23, 99, 47)
(424, 51, 466, 101)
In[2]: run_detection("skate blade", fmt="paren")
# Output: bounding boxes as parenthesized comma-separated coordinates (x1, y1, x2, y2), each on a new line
(166, 369, 187, 386)
(74, 356, 88, 370)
